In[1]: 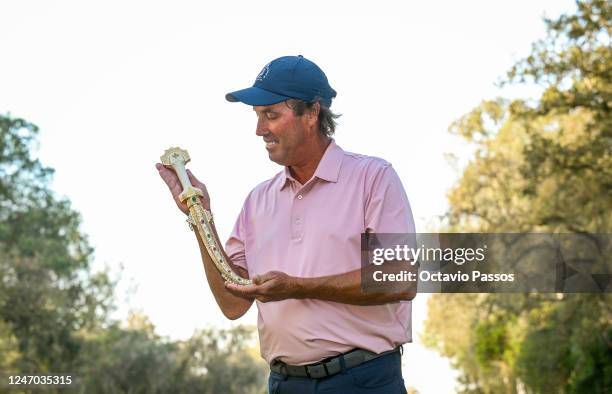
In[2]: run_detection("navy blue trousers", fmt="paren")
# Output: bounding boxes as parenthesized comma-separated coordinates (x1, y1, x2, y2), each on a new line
(268, 351, 407, 394)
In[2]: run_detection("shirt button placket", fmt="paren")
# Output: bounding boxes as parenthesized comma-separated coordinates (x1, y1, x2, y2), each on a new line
(292, 192, 305, 240)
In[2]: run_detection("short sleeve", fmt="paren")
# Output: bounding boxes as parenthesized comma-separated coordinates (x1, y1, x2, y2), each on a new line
(225, 206, 248, 272)
(364, 164, 415, 234)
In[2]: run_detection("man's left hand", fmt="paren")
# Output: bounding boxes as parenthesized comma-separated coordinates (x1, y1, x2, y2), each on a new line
(225, 271, 302, 303)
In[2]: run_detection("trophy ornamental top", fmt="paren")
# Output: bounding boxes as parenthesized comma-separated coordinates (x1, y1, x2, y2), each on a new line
(160, 147, 191, 167)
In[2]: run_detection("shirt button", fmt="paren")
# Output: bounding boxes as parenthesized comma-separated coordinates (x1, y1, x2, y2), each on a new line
(297, 195, 303, 200)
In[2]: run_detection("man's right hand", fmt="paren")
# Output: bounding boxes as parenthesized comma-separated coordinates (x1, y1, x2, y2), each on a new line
(156, 163, 211, 215)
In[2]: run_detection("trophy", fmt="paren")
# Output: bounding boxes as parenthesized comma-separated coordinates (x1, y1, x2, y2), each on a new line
(160, 147, 252, 285)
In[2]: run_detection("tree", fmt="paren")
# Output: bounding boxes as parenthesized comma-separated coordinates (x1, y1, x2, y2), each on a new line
(75, 317, 267, 394)
(424, 1, 611, 393)
(0, 114, 116, 375)
(0, 115, 268, 393)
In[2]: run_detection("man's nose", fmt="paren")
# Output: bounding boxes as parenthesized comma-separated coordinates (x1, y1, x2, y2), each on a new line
(255, 118, 267, 136)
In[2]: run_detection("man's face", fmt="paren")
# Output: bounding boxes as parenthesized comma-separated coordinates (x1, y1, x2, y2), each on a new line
(253, 101, 311, 166)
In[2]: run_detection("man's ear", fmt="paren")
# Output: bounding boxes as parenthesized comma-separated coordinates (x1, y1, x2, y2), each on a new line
(307, 102, 320, 127)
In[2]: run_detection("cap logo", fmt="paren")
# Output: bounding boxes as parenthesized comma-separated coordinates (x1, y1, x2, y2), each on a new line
(256, 62, 271, 81)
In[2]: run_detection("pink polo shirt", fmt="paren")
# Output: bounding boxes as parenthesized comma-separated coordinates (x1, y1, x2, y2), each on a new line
(225, 140, 415, 365)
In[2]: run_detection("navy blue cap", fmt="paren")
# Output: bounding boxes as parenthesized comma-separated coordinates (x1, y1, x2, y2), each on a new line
(226, 55, 337, 107)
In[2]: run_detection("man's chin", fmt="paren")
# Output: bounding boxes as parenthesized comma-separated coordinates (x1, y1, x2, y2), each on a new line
(267, 152, 287, 166)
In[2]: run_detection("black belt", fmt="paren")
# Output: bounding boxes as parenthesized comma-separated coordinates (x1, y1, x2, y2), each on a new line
(269, 347, 401, 379)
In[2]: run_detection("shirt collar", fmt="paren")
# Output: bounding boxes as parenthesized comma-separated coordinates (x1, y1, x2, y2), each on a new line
(279, 139, 344, 191)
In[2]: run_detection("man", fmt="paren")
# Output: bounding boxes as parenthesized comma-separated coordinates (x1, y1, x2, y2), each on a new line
(157, 55, 416, 394)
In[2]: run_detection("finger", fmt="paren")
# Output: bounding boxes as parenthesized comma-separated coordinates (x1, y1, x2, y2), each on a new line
(225, 282, 259, 296)
(157, 168, 184, 197)
(225, 285, 254, 300)
(156, 162, 173, 175)
(253, 272, 276, 285)
(156, 164, 178, 185)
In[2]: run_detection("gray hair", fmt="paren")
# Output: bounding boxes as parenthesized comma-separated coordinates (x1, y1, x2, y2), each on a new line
(285, 99, 341, 137)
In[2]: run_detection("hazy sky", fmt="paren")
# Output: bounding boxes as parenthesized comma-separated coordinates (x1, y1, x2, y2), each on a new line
(1, 1, 575, 392)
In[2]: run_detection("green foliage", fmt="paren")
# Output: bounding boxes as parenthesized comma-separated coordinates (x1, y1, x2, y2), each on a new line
(425, 1, 611, 393)
(474, 319, 507, 366)
(0, 114, 268, 392)
(515, 294, 612, 394)
(76, 317, 267, 394)
(0, 114, 111, 374)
